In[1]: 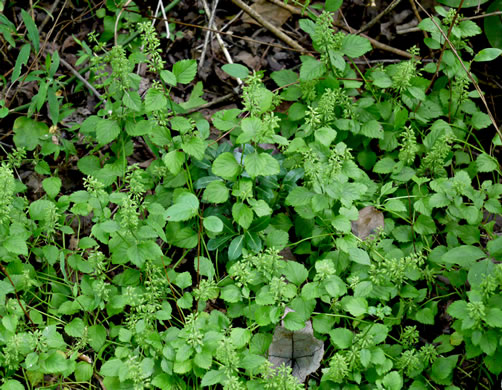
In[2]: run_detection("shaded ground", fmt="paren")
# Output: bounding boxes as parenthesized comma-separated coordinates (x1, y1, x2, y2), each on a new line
(2, 0, 500, 187)
(1, 0, 501, 134)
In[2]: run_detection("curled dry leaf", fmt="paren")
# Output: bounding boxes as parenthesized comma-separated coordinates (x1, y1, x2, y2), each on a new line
(351, 206, 384, 240)
(267, 308, 324, 383)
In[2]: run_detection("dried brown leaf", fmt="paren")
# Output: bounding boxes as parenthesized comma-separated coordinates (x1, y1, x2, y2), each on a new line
(268, 307, 324, 382)
(242, 0, 292, 27)
(351, 206, 384, 240)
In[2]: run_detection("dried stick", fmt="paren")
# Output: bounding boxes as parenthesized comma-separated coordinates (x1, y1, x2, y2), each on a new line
(199, 0, 220, 69)
(231, 0, 307, 52)
(221, 10, 244, 31)
(153, 0, 171, 39)
(396, 26, 421, 35)
(357, 0, 402, 34)
(409, 0, 424, 23)
(408, 0, 428, 39)
(59, 56, 104, 101)
(94, 373, 107, 390)
(118, 6, 309, 54)
(194, 11, 242, 51)
(200, 0, 243, 86)
(463, 11, 502, 20)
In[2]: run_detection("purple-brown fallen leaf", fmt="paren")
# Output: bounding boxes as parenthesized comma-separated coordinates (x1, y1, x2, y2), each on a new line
(242, 0, 292, 27)
(351, 206, 384, 240)
(268, 308, 324, 382)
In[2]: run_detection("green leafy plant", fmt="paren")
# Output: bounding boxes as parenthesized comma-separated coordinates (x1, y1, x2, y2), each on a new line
(1, 1, 501, 389)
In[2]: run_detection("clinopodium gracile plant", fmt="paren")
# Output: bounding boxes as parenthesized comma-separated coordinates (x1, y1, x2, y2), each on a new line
(1, 1, 502, 389)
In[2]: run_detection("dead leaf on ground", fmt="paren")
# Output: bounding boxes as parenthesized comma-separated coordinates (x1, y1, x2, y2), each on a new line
(242, 0, 292, 27)
(351, 206, 384, 240)
(21, 171, 44, 195)
(234, 51, 265, 69)
(268, 307, 324, 382)
(279, 246, 296, 261)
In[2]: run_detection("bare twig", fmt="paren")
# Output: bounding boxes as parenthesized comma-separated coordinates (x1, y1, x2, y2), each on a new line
(409, 0, 428, 39)
(29, 0, 34, 20)
(154, 1, 171, 39)
(121, 9, 310, 53)
(337, 8, 414, 60)
(353, 58, 433, 64)
(94, 373, 107, 390)
(174, 18, 309, 52)
(462, 10, 502, 20)
(200, 0, 244, 86)
(47, 0, 106, 50)
(396, 26, 421, 35)
(414, 0, 501, 142)
(357, 0, 402, 34)
(59, 56, 104, 101)
(409, 0, 424, 23)
(231, 0, 307, 53)
(199, 0, 220, 69)
(221, 10, 244, 31)
(134, 0, 173, 75)
(194, 10, 242, 51)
